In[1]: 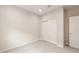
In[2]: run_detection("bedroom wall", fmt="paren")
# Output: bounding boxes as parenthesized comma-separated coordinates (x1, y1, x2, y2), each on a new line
(0, 6, 40, 52)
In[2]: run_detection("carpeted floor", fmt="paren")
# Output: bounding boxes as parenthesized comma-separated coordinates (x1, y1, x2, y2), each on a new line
(2, 40, 79, 53)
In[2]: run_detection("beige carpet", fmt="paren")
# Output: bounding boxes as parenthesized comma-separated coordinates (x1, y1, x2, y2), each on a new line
(2, 40, 79, 53)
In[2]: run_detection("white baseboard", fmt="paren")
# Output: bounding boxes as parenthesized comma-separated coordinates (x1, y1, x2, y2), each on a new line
(42, 39, 64, 48)
(44, 39, 57, 45)
(56, 43, 64, 48)
(0, 40, 38, 53)
(46, 40, 64, 48)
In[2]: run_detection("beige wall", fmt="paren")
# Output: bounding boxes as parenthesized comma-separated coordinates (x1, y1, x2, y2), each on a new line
(0, 6, 40, 52)
(40, 6, 64, 48)
(64, 6, 79, 45)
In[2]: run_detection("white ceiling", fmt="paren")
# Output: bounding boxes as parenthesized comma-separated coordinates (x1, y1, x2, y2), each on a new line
(16, 5, 61, 16)
(16, 5, 79, 16)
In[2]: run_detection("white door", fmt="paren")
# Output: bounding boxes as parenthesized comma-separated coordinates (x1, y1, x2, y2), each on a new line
(69, 16, 79, 49)
(48, 20, 57, 43)
(41, 20, 48, 40)
(41, 20, 57, 44)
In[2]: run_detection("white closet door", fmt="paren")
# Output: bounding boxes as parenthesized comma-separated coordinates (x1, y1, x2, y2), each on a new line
(48, 20, 57, 43)
(41, 20, 57, 44)
(41, 20, 48, 40)
(69, 16, 79, 49)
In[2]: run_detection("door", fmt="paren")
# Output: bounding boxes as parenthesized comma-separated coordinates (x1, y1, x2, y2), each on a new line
(48, 20, 57, 43)
(69, 16, 79, 49)
(41, 20, 48, 40)
(41, 19, 57, 44)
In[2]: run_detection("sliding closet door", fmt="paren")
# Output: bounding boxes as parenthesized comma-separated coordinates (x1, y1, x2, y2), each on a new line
(48, 20, 57, 44)
(41, 20, 48, 40)
(41, 19, 57, 44)
(69, 16, 79, 49)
